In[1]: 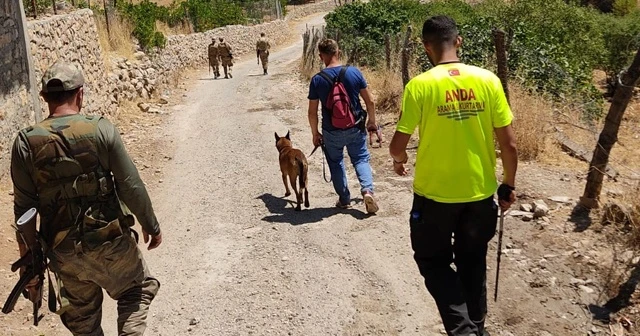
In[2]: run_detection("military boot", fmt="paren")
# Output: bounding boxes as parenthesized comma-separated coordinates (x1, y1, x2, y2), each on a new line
(264, 69, 268, 75)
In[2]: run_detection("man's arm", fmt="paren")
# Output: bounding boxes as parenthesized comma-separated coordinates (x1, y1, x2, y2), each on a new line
(308, 99, 322, 146)
(389, 132, 411, 176)
(10, 133, 38, 256)
(97, 120, 162, 249)
(360, 87, 376, 129)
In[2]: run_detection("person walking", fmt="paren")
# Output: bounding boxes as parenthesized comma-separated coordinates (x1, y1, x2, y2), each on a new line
(208, 37, 221, 79)
(389, 16, 518, 336)
(256, 32, 271, 75)
(10, 60, 163, 336)
(218, 37, 234, 79)
(307, 39, 379, 214)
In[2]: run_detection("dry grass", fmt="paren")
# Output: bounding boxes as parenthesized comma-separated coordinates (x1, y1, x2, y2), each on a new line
(362, 68, 403, 115)
(509, 85, 555, 161)
(95, 14, 135, 60)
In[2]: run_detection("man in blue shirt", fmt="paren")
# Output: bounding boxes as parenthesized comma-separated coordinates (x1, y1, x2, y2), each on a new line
(307, 39, 379, 214)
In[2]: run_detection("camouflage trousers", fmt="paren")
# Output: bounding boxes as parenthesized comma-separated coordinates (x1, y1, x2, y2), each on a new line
(221, 56, 233, 77)
(259, 51, 269, 70)
(209, 59, 220, 78)
(52, 233, 160, 336)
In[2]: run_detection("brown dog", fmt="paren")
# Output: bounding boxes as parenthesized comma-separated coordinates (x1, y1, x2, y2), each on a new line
(275, 131, 309, 211)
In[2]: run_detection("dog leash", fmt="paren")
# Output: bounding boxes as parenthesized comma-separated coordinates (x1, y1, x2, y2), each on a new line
(309, 143, 332, 183)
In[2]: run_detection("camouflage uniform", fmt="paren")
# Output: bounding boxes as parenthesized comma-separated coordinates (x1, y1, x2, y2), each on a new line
(11, 61, 161, 336)
(256, 36, 271, 75)
(207, 39, 221, 79)
(218, 38, 234, 79)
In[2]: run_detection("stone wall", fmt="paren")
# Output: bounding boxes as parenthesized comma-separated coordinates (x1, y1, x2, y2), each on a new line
(0, 0, 34, 164)
(286, 0, 335, 21)
(27, 9, 117, 120)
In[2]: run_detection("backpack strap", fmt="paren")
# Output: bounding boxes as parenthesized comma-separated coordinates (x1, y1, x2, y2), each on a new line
(317, 70, 334, 85)
(337, 65, 348, 83)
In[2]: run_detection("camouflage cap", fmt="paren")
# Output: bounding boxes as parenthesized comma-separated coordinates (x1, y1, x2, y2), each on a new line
(41, 60, 85, 93)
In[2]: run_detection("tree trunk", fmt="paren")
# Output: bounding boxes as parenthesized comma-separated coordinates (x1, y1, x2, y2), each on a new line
(580, 46, 640, 208)
(384, 34, 391, 71)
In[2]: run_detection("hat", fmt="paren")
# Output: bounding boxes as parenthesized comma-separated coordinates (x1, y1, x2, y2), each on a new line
(41, 61, 85, 93)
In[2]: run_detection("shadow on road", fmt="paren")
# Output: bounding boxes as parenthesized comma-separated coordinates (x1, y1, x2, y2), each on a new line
(589, 261, 640, 322)
(257, 193, 368, 226)
(569, 205, 593, 232)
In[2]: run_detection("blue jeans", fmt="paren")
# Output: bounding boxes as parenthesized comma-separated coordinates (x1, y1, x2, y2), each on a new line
(323, 127, 374, 205)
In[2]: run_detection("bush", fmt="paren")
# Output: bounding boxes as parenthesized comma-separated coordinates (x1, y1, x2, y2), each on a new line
(119, 0, 167, 50)
(326, 0, 640, 119)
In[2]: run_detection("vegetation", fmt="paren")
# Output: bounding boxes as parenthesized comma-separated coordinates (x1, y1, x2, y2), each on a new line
(325, 0, 640, 118)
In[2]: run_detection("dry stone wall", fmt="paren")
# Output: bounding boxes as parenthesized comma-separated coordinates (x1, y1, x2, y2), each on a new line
(286, 0, 335, 21)
(0, 0, 34, 165)
(27, 9, 117, 120)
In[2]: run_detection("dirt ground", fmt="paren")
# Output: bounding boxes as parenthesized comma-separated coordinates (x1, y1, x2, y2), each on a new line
(1, 10, 640, 336)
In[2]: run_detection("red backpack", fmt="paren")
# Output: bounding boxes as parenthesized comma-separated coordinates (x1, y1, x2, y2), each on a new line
(318, 66, 358, 129)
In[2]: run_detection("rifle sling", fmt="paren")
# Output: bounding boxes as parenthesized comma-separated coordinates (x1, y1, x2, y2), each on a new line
(2, 270, 35, 314)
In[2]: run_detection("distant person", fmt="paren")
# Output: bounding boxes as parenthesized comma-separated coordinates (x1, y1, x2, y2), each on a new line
(218, 37, 234, 79)
(10, 60, 162, 335)
(307, 39, 379, 214)
(389, 16, 518, 336)
(208, 37, 221, 79)
(256, 32, 272, 75)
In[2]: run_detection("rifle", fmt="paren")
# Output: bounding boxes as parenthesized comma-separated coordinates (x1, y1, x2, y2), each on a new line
(2, 208, 45, 326)
(494, 208, 505, 301)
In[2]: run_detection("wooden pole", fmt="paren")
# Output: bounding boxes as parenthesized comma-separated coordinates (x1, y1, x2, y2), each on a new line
(384, 34, 391, 71)
(103, 0, 111, 39)
(493, 29, 510, 103)
(52, 0, 57, 15)
(31, 0, 38, 18)
(580, 46, 640, 208)
(401, 25, 412, 88)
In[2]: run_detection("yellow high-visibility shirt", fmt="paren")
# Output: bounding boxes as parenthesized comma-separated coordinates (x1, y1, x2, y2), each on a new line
(397, 63, 513, 203)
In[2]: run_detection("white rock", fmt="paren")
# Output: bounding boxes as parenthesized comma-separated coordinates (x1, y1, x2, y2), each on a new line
(137, 102, 150, 112)
(520, 204, 533, 212)
(548, 196, 573, 204)
(522, 213, 534, 222)
(532, 200, 549, 218)
(578, 285, 595, 294)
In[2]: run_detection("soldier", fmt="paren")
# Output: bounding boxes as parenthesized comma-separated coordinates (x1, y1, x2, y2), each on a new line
(256, 32, 271, 75)
(208, 37, 221, 79)
(218, 37, 234, 79)
(10, 60, 162, 336)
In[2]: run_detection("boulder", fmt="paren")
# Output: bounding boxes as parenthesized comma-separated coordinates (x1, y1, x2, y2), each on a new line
(532, 200, 549, 218)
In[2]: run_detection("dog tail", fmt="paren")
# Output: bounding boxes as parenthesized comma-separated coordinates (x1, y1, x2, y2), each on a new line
(297, 158, 306, 190)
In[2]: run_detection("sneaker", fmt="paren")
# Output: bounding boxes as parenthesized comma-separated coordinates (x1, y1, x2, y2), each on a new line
(335, 200, 351, 209)
(363, 192, 379, 214)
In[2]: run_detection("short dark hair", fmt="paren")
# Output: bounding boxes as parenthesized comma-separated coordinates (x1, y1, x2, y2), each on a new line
(318, 39, 338, 56)
(41, 87, 80, 104)
(422, 15, 459, 45)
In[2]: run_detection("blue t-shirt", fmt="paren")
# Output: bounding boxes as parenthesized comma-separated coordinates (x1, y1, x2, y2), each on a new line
(308, 65, 367, 131)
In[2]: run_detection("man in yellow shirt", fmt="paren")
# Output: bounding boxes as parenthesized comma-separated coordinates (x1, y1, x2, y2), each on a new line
(389, 16, 518, 336)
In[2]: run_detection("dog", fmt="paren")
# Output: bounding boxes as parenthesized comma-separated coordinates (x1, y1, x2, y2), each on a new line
(275, 131, 309, 211)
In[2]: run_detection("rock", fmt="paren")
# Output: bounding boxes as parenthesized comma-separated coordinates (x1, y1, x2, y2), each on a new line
(137, 102, 150, 112)
(579, 285, 595, 294)
(620, 250, 634, 262)
(147, 107, 163, 114)
(520, 204, 533, 212)
(570, 278, 586, 286)
(507, 210, 532, 217)
(189, 318, 199, 326)
(159, 96, 169, 105)
(532, 200, 549, 218)
(601, 201, 632, 227)
(548, 196, 572, 204)
(522, 213, 534, 222)
(8, 189, 14, 196)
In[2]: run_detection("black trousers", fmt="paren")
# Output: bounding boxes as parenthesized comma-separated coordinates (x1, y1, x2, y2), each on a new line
(410, 194, 498, 336)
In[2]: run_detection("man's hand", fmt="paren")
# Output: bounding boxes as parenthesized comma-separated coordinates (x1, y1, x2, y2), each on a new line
(366, 119, 377, 133)
(393, 162, 409, 176)
(497, 183, 516, 211)
(143, 230, 162, 250)
(312, 133, 323, 147)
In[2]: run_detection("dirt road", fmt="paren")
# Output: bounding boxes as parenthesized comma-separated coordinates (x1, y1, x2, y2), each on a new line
(100, 13, 443, 336)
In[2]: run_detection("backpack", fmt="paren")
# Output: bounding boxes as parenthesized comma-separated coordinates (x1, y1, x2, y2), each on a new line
(318, 66, 358, 129)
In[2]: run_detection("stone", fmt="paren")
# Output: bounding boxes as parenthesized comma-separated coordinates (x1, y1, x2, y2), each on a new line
(578, 285, 595, 294)
(520, 204, 533, 212)
(620, 250, 634, 262)
(601, 201, 632, 227)
(189, 318, 199, 326)
(548, 196, 572, 204)
(522, 213, 534, 222)
(532, 200, 549, 218)
(570, 278, 586, 286)
(137, 102, 150, 112)
(147, 107, 162, 114)
(159, 96, 169, 105)
(507, 210, 532, 217)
